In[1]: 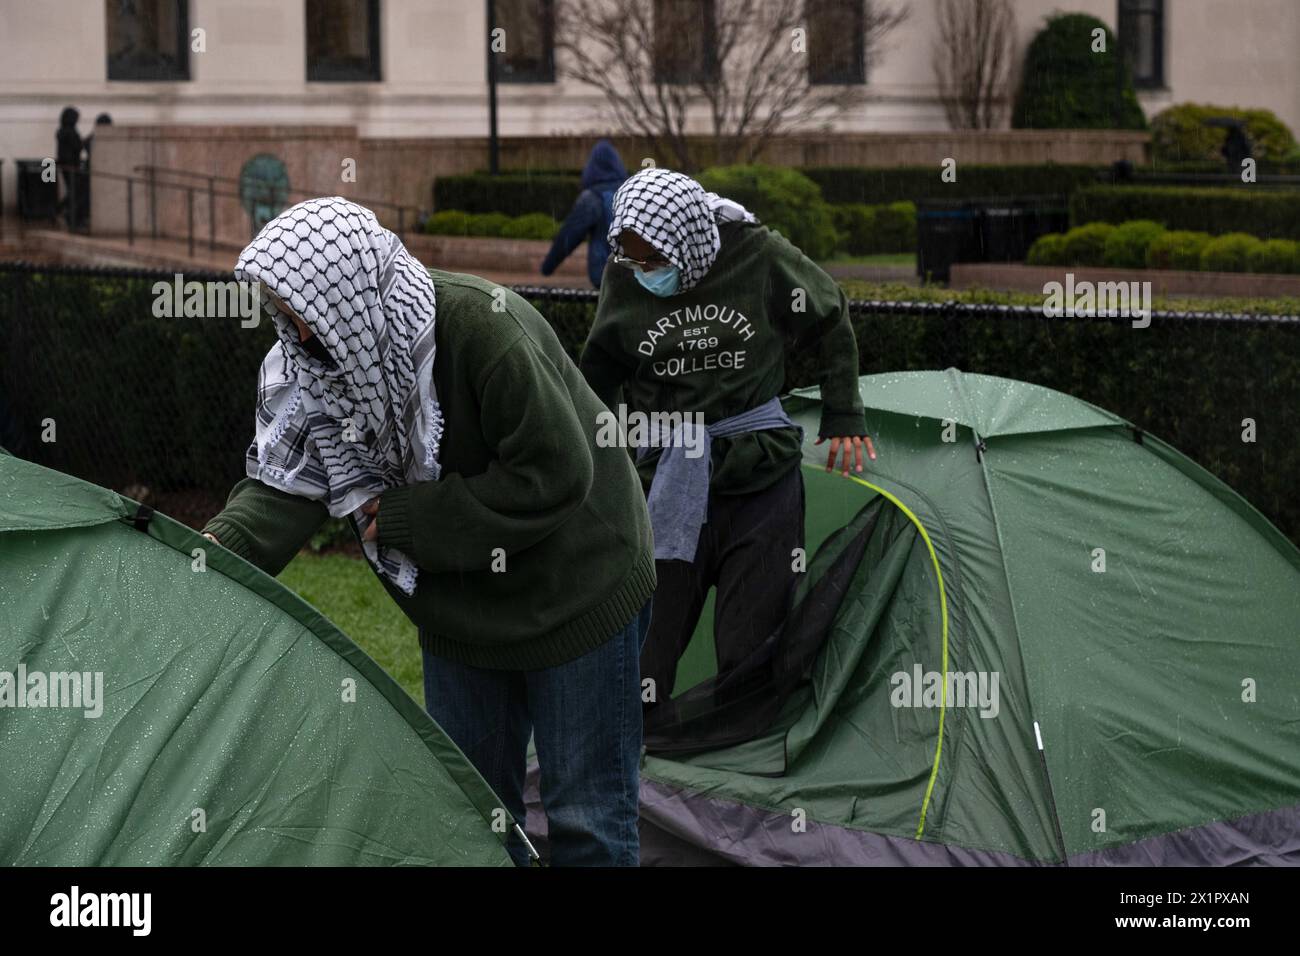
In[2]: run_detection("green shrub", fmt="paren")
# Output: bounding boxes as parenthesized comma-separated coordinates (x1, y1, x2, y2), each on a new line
(500, 212, 560, 240)
(423, 210, 472, 235)
(874, 201, 917, 253)
(1012, 13, 1146, 130)
(466, 212, 512, 237)
(1199, 233, 1263, 272)
(1247, 239, 1300, 275)
(832, 204, 875, 255)
(832, 201, 917, 255)
(1102, 220, 1167, 269)
(805, 164, 1108, 205)
(424, 209, 558, 240)
(1062, 223, 1116, 266)
(1150, 103, 1299, 166)
(1145, 231, 1212, 270)
(433, 173, 580, 218)
(1071, 185, 1300, 241)
(696, 164, 839, 260)
(1026, 233, 1068, 266)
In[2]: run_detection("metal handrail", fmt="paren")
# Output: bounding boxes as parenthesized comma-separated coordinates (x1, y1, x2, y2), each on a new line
(42, 162, 422, 260)
(62, 166, 249, 255)
(133, 163, 423, 235)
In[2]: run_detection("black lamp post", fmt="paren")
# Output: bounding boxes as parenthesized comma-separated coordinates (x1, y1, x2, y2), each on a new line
(487, 0, 500, 175)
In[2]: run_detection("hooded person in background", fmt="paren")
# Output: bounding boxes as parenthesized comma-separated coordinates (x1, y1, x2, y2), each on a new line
(202, 197, 655, 866)
(580, 168, 874, 712)
(540, 140, 628, 288)
(55, 106, 84, 226)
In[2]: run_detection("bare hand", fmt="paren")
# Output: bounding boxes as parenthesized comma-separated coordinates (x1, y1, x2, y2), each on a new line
(814, 434, 877, 477)
(361, 496, 381, 542)
(201, 532, 220, 546)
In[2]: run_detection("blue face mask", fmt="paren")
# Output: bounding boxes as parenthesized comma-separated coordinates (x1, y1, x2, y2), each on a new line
(635, 264, 681, 297)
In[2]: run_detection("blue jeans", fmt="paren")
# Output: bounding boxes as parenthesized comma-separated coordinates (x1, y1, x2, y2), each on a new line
(421, 600, 651, 867)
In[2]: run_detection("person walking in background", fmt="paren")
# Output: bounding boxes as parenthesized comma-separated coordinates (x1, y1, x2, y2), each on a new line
(540, 139, 627, 288)
(202, 197, 655, 866)
(580, 167, 874, 711)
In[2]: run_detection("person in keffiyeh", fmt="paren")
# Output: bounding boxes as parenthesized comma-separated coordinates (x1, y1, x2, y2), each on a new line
(581, 168, 875, 715)
(203, 197, 655, 867)
(232, 197, 442, 595)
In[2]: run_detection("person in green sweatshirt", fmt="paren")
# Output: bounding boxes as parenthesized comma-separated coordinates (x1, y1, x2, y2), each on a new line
(579, 168, 873, 712)
(201, 197, 655, 867)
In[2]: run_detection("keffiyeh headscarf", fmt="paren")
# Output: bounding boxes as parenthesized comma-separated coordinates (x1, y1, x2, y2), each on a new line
(236, 197, 443, 596)
(607, 168, 758, 292)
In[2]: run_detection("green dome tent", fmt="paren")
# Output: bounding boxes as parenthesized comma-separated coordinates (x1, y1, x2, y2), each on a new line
(0, 452, 513, 866)
(622, 370, 1300, 866)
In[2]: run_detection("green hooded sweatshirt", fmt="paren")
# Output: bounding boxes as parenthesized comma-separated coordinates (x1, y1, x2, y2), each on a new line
(204, 271, 656, 671)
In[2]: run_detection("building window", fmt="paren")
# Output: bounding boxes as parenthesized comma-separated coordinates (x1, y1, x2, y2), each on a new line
(807, 0, 866, 85)
(495, 0, 555, 83)
(106, 0, 190, 81)
(307, 0, 381, 82)
(654, 0, 717, 84)
(1118, 0, 1164, 89)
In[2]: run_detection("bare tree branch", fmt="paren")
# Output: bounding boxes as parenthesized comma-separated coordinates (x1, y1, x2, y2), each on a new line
(932, 0, 1016, 130)
(556, 0, 909, 170)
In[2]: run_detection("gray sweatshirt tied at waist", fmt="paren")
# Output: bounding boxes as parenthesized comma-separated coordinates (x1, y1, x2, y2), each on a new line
(638, 396, 801, 562)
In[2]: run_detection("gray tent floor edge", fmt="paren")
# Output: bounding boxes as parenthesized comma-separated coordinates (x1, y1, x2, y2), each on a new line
(637, 778, 1042, 866)
(637, 779, 1300, 867)
(1067, 802, 1300, 866)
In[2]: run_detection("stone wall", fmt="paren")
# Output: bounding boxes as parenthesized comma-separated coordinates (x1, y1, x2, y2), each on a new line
(88, 125, 1151, 245)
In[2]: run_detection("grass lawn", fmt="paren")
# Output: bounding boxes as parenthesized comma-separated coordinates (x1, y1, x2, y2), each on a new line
(278, 552, 426, 705)
(277, 550, 716, 707)
(821, 252, 917, 267)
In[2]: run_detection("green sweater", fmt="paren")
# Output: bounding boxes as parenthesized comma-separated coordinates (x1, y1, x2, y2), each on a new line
(580, 221, 867, 496)
(204, 271, 656, 671)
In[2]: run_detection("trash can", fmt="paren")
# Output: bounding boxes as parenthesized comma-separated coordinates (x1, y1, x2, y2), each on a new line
(979, 197, 1069, 264)
(917, 196, 1070, 283)
(916, 200, 982, 283)
(16, 159, 58, 221)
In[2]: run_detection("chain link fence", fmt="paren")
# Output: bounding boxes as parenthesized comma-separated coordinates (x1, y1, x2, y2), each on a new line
(2, 262, 1297, 542)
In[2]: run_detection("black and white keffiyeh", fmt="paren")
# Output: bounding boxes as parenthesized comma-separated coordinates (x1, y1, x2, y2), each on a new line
(236, 197, 443, 596)
(607, 168, 758, 292)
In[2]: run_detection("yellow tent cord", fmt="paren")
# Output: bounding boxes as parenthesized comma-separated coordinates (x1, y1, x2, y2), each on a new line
(839, 470, 950, 839)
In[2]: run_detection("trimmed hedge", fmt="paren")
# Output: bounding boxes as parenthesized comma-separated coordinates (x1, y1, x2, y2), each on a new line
(805, 164, 1108, 205)
(3, 267, 1297, 551)
(831, 201, 916, 255)
(1031, 221, 1300, 274)
(1200, 233, 1263, 273)
(1062, 222, 1114, 267)
(433, 173, 580, 219)
(1012, 13, 1146, 130)
(1249, 239, 1300, 275)
(437, 163, 1116, 225)
(1151, 103, 1299, 166)
(696, 165, 839, 260)
(424, 209, 559, 240)
(1102, 220, 1166, 269)
(1146, 230, 1212, 270)
(1026, 232, 1068, 266)
(1071, 185, 1300, 240)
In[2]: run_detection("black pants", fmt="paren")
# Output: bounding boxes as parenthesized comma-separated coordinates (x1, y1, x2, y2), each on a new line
(642, 463, 805, 705)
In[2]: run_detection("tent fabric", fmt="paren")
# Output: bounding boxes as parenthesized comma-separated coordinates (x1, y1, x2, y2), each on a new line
(624, 370, 1300, 866)
(0, 452, 513, 866)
